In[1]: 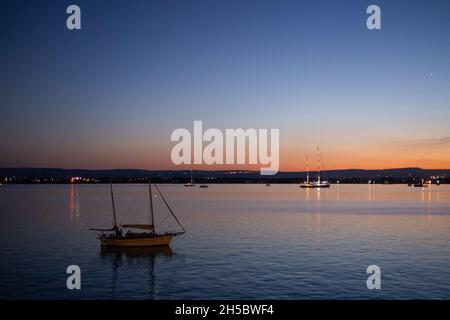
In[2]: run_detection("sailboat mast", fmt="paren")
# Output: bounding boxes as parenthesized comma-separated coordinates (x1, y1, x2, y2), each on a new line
(149, 180, 155, 234)
(306, 156, 309, 183)
(110, 183, 119, 236)
(317, 146, 321, 183)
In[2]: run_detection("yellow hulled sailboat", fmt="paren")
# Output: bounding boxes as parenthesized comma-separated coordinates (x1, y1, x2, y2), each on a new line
(91, 182, 185, 247)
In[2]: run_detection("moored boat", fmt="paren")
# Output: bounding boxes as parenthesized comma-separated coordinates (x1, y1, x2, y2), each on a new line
(300, 148, 331, 188)
(91, 182, 185, 247)
(414, 179, 432, 187)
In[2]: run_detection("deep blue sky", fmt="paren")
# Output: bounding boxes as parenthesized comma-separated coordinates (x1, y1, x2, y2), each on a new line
(1, 0, 449, 169)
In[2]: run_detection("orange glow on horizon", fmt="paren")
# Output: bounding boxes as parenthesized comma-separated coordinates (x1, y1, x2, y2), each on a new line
(4, 138, 449, 171)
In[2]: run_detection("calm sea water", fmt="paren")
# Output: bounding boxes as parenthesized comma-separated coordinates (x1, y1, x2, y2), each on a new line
(0, 183, 449, 299)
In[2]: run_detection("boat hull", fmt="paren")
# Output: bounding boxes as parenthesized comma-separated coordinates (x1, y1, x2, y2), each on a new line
(100, 234, 174, 247)
(300, 184, 330, 189)
(300, 182, 330, 188)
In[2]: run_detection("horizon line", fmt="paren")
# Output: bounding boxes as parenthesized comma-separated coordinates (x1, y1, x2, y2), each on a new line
(1, 166, 450, 172)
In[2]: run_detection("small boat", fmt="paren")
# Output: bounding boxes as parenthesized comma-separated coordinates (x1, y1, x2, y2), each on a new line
(414, 182, 425, 187)
(266, 183, 270, 186)
(414, 179, 431, 187)
(91, 182, 185, 247)
(300, 148, 330, 188)
(199, 185, 208, 188)
(184, 169, 196, 187)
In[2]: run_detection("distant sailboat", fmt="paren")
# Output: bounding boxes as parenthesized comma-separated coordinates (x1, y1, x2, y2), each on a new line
(90, 182, 185, 247)
(184, 169, 195, 187)
(300, 147, 330, 188)
(414, 179, 431, 187)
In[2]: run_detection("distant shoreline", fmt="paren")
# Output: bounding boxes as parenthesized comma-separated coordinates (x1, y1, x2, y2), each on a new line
(0, 167, 448, 185)
(1, 182, 448, 185)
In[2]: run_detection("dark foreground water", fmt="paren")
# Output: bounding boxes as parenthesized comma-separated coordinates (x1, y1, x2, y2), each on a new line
(0, 184, 449, 299)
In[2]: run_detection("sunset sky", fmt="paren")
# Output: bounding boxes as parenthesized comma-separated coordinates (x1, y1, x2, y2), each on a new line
(1, 0, 450, 171)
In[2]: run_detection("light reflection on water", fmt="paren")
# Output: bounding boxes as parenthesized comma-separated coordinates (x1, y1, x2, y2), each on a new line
(0, 184, 449, 299)
(69, 184, 80, 222)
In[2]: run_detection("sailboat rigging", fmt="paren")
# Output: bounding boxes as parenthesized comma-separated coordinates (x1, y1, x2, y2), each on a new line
(300, 147, 331, 188)
(90, 181, 185, 247)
